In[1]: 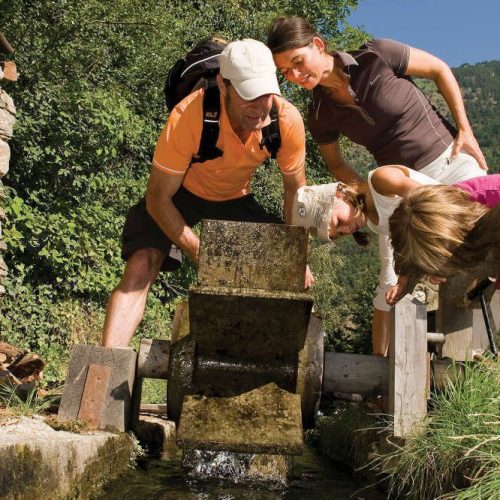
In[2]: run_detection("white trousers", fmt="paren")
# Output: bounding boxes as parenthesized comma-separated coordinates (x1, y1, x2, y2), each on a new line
(373, 143, 486, 311)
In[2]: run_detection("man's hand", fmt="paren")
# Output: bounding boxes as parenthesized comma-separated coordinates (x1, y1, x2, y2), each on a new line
(305, 264, 315, 289)
(386, 275, 409, 306)
(451, 129, 488, 171)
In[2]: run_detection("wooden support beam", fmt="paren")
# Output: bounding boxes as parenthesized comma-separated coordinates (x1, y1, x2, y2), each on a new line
(323, 353, 467, 395)
(437, 262, 497, 360)
(137, 339, 170, 379)
(389, 295, 428, 438)
(323, 352, 389, 396)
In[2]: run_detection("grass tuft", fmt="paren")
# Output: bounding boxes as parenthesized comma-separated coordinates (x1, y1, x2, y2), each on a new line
(371, 359, 500, 499)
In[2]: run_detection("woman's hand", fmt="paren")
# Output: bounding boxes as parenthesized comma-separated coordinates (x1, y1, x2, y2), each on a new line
(305, 264, 315, 289)
(386, 275, 409, 306)
(451, 128, 488, 171)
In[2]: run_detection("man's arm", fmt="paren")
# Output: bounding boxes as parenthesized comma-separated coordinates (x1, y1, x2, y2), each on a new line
(319, 142, 361, 184)
(282, 169, 315, 288)
(145, 167, 200, 264)
(405, 47, 487, 170)
(282, 169, 307, 224)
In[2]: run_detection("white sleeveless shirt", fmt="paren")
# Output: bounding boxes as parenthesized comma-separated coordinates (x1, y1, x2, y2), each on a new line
(366, 168, 440, 236)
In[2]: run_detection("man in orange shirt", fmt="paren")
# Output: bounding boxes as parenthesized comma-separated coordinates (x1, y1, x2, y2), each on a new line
(102, 39, 308, 347)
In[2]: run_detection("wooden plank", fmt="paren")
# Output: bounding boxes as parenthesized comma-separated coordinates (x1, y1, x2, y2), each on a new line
(137, 339, 170, 379)
(77, 364, 111, 429)
(322, 352, 389, 395)
(389, 295, 428, 438)
(139, 403, 167, 415)
(472, 290, 500, 353)
(438, 262, 497, 360)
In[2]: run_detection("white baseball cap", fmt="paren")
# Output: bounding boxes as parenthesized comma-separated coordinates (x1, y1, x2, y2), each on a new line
(291, 183, 340, 242)
(219, 39, 281, 100)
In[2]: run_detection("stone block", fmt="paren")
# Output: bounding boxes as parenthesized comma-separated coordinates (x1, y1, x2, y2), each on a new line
(58, 345, 137, 432)
(189, 286, 313, 361)
(0, 239, 7, 252)
(0, 107, 15, 140)
(197, 220, 308, 293)
(0, 139, 10, 177)
(134, 415, 178, 459)
(177, 383, 303, 455)
(0, 89, 16, 114)
(0, 416, 134, 499)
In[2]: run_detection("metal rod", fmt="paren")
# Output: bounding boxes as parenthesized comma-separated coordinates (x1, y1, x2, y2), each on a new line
(479, 292, 498, 357)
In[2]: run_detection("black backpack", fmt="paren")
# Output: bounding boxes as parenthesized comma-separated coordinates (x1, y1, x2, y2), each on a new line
(164, 37, 281, 165)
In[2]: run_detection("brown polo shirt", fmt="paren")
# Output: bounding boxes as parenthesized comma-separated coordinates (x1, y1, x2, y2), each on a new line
(307, 38, 456, 170)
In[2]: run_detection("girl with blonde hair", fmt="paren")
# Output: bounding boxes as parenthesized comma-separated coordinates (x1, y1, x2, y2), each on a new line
(388, 175, 500, 293)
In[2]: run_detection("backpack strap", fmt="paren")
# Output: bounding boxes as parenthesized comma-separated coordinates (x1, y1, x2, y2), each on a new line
(192, 91, 282, 166)
(259, 100, 281, 164)
(191, 78, 223, 164)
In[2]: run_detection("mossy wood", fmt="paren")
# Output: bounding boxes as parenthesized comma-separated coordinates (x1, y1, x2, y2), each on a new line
(189, 287, 313, 360)
(197, 220, 308, 292)
(177, 383, 303, 455)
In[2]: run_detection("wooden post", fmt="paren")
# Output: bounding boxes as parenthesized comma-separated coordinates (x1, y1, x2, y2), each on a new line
(389, 295, 428, 438)
(437, 262, 497, 361)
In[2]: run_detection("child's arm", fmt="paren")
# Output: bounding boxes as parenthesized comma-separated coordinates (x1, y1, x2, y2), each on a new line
(371, 165, 421, 197)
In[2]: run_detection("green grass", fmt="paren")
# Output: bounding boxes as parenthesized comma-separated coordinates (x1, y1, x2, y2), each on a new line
(372, 359, 500, 499)
(0, 383, 57, 418)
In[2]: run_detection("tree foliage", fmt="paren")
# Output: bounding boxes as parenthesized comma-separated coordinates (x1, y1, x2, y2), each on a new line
(0, 0, 370, 378)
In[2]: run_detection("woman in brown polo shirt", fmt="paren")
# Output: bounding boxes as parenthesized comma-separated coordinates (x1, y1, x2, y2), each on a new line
(267, 16, 488, 356)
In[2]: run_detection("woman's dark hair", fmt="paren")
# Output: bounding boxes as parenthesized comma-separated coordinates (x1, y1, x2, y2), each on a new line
(267, 16, 324, 54)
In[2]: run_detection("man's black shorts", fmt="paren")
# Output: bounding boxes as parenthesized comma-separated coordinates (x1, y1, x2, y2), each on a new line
(122, 186, 282, 272)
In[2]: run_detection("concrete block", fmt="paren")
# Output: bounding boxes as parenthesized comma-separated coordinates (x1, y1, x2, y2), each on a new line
(0, 416, 134, 499)
(58, 345, 137, 432)
(197, 220, 308, 292)
(134, 415, 178, 459)
(177, 383, 303, 455)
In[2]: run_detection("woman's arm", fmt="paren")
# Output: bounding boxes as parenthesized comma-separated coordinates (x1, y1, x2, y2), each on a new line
(405, 47, 487, 171)
(319, 142, 361, 184)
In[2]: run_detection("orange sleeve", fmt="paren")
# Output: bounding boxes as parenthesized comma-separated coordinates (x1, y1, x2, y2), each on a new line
(152, 91, 203, 175)
(275, 99, 306, 176)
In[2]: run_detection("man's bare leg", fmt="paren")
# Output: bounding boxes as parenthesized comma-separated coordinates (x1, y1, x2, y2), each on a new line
(102, 248, 166, 347)
(371, 308, 390, 357)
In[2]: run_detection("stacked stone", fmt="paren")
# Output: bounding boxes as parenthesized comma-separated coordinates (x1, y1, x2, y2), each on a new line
(0, 67, 16, 296)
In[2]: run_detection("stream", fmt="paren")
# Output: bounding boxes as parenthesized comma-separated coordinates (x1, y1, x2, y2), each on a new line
(96, 445, 384, 499)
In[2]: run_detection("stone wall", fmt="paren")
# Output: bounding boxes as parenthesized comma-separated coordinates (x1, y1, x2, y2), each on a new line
(0, 64, 16, 296)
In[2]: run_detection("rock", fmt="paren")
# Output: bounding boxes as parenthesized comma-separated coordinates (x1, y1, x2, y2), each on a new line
(0, 139, 10, 177)
(0, 89, 16, 114)
(0, 108, 15, 140)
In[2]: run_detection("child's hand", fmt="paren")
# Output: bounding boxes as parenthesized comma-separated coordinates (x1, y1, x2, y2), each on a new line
(386, 275, 409, 306)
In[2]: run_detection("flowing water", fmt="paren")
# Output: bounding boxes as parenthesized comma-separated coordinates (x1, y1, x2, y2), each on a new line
(97, 445, 384, 499)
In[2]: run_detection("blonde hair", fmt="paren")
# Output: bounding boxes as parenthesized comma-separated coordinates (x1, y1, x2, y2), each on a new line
(389, 185, 498, 279)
